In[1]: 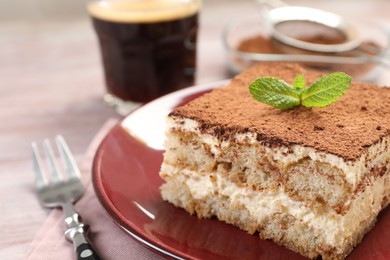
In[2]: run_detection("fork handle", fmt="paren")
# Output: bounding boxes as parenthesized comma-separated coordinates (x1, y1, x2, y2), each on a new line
(75, 235, 101, 260)
(63, 203, 101, 260)
(66, 224, 101, 260)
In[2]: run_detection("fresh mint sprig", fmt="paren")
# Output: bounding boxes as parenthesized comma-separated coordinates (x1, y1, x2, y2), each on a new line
(249, 72, 351, 110)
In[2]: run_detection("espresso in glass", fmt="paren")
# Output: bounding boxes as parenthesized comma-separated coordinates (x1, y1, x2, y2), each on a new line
(88, 0, 200, 114)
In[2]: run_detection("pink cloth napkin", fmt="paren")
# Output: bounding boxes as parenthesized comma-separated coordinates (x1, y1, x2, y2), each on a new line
(26, 119, 164, 260)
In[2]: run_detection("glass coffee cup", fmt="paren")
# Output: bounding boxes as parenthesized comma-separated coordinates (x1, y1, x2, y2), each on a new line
(87, 0, 201, 115)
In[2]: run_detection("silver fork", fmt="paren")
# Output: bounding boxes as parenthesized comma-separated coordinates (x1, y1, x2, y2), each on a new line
(31, 135, 100, 260)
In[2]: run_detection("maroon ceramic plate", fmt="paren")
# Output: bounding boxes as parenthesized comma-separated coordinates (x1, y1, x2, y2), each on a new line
(92, 81, 390, 260)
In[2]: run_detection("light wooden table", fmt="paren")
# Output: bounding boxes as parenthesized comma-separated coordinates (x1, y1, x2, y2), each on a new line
(1, 0, 390, 259)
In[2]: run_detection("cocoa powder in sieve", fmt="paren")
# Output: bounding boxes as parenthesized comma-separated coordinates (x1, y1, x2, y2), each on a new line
(236, 35, 381, 80)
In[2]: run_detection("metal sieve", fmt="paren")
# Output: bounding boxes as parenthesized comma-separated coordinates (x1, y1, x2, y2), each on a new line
(255, 0, 389, 68)
(267, 5, 362, 53)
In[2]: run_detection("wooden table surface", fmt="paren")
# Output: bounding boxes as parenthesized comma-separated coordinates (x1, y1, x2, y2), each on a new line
(1, 0, 390, 259)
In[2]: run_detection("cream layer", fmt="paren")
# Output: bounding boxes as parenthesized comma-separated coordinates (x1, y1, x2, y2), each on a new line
(168, 116, 390, 189)
(161, 164, 390, 247)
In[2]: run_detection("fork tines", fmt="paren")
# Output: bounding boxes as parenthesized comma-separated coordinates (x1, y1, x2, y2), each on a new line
(31, 135, 81, 188)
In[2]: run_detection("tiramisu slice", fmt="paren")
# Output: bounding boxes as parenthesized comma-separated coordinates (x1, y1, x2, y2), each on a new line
(159, 63, 390, 259)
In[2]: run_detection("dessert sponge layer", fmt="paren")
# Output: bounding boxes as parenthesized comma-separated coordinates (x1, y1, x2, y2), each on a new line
(160, 119, 390, 259)
(159, 63, 390, 259)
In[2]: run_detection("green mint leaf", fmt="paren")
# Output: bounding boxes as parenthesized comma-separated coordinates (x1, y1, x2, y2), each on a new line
(249, 77, 300, 110)
(293, 74, 305, 90)
(249, 72, 351, 110)
(301, 72, 351, 108)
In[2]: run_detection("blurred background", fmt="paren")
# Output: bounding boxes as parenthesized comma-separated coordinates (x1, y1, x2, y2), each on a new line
(0, 0, 387, 21)
(0, 0, 90, 21)
(1, 0, 389, 86)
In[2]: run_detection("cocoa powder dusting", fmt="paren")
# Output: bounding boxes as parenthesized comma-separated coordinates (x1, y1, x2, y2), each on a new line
(236, 35, 381, 79)
(171, 63, 390, 161)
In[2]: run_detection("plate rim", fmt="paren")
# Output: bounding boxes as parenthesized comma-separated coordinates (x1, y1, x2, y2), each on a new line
(92, 124, 188, 259)
(91, 80, 230, 259)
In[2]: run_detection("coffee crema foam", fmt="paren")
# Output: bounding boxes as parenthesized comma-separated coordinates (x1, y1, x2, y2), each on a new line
(87, 0, 200, 23)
